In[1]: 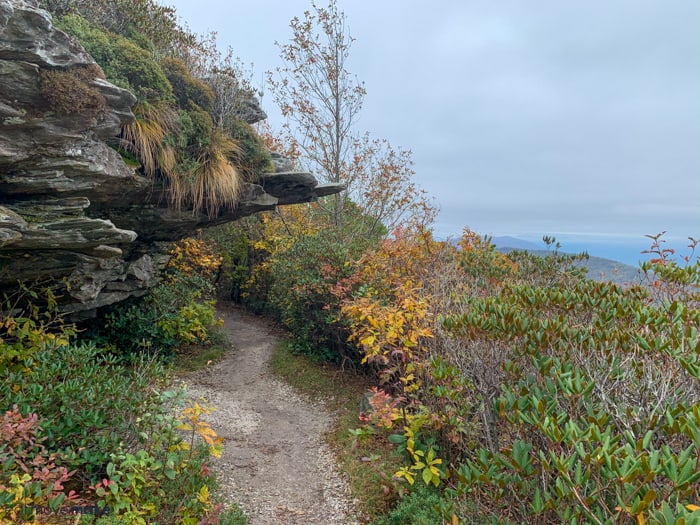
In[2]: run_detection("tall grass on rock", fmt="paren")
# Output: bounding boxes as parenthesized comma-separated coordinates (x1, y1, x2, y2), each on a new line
(187, 127, 243, 218)
(120, 100, 179, 178)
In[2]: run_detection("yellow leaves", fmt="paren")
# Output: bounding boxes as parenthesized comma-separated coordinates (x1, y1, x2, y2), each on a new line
(196, 484, 210, 504)
(342, 283, 432, 394)
(178, 400, 224, 458)
(394, 432, 444, 488)
(394, 466, 415, 485)
(359, 334, 376, 347)
(168, 238, 222, 277)
(169, 440, 190, 452)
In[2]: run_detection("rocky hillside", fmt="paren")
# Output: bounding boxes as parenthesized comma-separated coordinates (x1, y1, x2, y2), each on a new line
(0, 0, 342, 316)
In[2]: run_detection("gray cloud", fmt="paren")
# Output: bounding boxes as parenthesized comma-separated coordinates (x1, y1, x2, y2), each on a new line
(162, 0, 700, 243)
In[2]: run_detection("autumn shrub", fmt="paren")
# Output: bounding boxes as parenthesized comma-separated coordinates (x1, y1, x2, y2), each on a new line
(338, 230, 700, 523)
(211, 206, 367, 363)
(261, 229, 370, 363)
(341, 229, 440, 388)
(0, 406, 85, 523)
(86, 239, 222, 360)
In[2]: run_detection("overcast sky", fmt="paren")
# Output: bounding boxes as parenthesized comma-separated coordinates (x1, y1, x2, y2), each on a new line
(161, 0, 699, 259)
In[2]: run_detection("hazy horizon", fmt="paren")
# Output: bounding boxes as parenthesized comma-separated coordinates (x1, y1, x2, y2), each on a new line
(161, 0, 700, 256)
(448, 230, 695, 267)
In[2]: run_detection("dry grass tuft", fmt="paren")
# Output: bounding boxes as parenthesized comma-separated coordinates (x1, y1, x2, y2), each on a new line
(121, 102, 244, 217)
(185, 127, 243, 217)
(120, 100, 179, 178)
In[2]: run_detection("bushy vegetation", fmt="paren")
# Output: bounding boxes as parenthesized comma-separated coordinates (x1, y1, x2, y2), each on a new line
(217, 205, 699, 524)
(39, 64, 107, 117)
(85, 239, 223, 361)
(56, 15, 173, 102)
(372, 484, 445, 525)
(17, 2, 700, 524)
(0, 281, 236, 524)
(341, 232, 700, 524)
(207, 205, 378, 364)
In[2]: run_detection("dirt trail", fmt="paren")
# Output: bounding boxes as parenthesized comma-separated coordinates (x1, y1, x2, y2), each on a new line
(181, 304, 359, 525)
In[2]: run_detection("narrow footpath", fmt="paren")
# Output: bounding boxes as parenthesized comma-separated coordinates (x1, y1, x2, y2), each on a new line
(181, 303, 359, 525)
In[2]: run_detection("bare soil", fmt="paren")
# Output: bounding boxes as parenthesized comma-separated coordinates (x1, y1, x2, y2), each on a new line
(180, 303, 360, 525)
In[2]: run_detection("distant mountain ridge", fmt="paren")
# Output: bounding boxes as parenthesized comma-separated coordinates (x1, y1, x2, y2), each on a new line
(490, 236, 541, 251)
(491, 237, 642, 286)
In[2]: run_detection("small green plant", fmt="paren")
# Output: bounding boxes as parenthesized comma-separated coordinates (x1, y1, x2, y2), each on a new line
(0, 285, 75, 378)
(373, 483, 445, 525)
(217, 505, 249, 525)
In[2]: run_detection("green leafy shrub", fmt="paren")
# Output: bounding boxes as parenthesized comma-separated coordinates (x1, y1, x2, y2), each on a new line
(57, 14, 172, 102)
(178, 106, 215, 157)
(161, 57, 214, 112)
(89, 273, 219, 359)
(0, 342, 173, 484)
(86, 239, 222, 360)
(0, 335, 228, 523)
(41, 0, 197, 57)
(373, 484, 445, 525)
(441, 245, 700, 523)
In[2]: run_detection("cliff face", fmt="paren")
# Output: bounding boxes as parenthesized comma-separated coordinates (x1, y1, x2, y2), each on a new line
(0, 0, 343, 316)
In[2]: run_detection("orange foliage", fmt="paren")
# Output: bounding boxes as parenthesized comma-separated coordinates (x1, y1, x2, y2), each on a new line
(340, 229, 439, 393)
(167, 238, 222, 278)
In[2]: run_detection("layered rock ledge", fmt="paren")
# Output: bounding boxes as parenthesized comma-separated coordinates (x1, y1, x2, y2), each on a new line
(0, 0, 344, 316)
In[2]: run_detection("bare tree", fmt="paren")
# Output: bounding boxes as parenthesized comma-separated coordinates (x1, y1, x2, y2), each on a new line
(267, 0, 434, 235)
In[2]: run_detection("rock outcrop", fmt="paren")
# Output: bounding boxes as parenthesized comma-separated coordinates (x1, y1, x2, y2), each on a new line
(0, 0, 344, 316)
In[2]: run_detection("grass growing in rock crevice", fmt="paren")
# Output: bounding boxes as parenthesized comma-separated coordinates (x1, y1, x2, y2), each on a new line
(270, 341, 405, 523)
